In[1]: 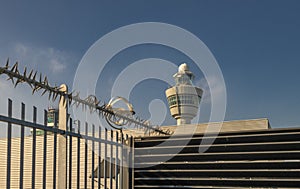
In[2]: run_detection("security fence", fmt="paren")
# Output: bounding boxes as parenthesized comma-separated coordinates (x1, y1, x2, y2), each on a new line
(0, 98, 134, 189)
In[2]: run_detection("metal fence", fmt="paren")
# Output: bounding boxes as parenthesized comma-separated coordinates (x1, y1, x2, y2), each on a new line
(0, 98, 134, 189)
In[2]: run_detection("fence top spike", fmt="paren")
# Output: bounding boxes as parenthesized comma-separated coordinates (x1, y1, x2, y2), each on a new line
(44, 76, 48, 84)
(14, 80, 19, 88)
(32, 85, 40, 94)
(48, 91, 55, 101)
(39, 73, 42, 83)
(15, 68, 20, 74)
(32, 89, 35, 95)
(11, 62, 18, 71)
(53, 92, 59, 101)
(7, 75, 14, 84)
(23, 67, 27, 77)
(32, 71, 37, 81)
(5, 58, 9, 68)
(41, 88, 48, 96)
(14, 78, 24, 88)
(28, 69, 33, 78)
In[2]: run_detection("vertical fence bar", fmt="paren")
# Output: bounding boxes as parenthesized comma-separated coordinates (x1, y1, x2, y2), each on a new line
(104, 128, 107, 189)
(69, 118, 73, 189)
(19, 103, 25, 189)
(132, 136, 135, 189)
(91, 125, 95, 189)
(6, 99, 12, 189)
(84, 122, 88, 189)
(120, 131, 123, 189)
(124, 134, 129, 189)
(43, 110, 48, 189)
(129, 136, 133, 189)
(53, 113, 58, 189)
(32, 106, 37, 189)
(98, 126, 101, 189)
(125, 134, 130, 189)
(115, 131, 119, 189)
(110, 131, 113, 189)
(77, 120, 81, 189)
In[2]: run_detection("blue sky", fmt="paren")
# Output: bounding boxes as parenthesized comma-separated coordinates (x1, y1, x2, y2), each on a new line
(0, 0, 300, 129)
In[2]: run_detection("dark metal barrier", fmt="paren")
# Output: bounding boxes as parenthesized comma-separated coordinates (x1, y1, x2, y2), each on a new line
(0, 98, 134, 189)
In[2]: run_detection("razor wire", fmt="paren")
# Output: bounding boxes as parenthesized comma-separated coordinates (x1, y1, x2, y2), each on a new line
(0, 59, 171, 135)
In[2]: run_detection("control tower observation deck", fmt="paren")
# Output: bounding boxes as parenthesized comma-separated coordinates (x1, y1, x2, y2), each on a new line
(165, 63, 203, 125)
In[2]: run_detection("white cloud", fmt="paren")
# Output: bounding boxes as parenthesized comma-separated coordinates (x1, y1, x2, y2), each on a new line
(12, 42, 72, 74)
(49, 59, 66, 73)
(15, 43, 28, 56)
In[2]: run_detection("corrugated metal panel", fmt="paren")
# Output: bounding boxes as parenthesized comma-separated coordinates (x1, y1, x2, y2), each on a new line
(134, 127, 300, 188)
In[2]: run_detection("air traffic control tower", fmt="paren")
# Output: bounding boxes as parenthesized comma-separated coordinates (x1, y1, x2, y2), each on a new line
(165, 63, 203, 125)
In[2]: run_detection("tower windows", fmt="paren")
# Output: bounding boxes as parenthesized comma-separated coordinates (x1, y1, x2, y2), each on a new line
(167, 94, 200, 106)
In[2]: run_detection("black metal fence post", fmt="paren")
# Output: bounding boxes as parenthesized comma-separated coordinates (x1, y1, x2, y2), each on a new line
(6, 99, 12, 189)
(19, 103, 25, 189)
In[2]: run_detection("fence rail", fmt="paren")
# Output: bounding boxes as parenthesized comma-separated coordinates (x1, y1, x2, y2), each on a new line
(0, 98, 134, 189)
